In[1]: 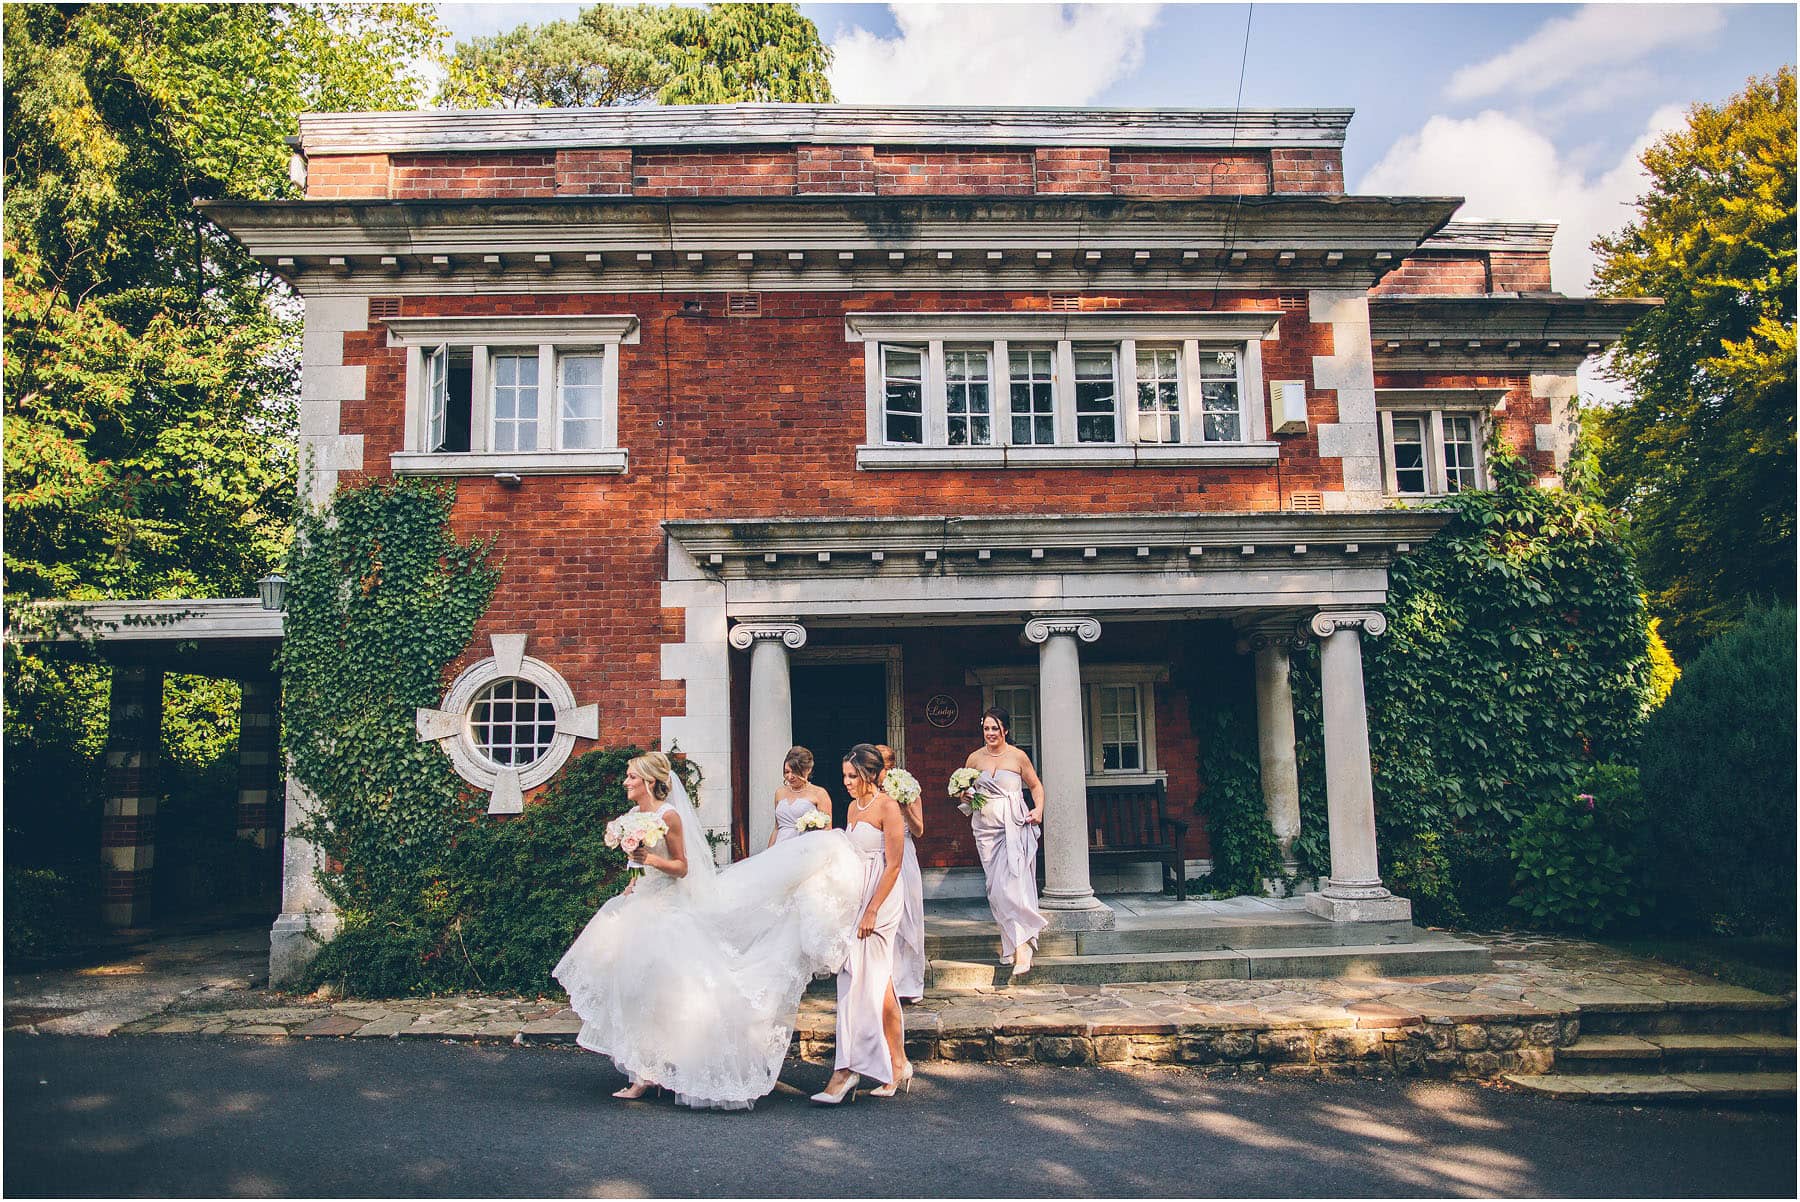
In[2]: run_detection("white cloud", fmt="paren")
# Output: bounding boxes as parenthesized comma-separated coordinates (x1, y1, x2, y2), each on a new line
(1359, 105, 1687, 296)
(1446, 4, 1724, 103)
(828, 4, 1162, 105)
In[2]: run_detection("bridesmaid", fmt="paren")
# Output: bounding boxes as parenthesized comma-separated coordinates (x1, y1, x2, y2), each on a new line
(813, 744, 910, 1104)
(768, 746, 832, 848)
(877, 743, 926, 1003)
(962, 707, 1048, 978)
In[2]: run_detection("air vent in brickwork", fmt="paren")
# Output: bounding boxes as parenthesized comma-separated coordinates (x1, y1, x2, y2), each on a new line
(726, 292, 762, 317)
(368, 297, 401, 320)
(1277, 295, 1306, 311)
(1049, 293, 1082, 312)
(1289, 492, 1324, 512)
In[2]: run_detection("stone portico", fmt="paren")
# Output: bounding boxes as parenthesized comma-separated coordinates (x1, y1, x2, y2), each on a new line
(662, 508, 1448, 928)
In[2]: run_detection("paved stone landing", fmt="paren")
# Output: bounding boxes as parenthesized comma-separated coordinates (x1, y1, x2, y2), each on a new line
(79, 931, 1792, 1089)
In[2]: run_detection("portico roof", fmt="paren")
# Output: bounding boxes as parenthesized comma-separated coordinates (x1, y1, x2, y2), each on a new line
(12, 598, 283, 674)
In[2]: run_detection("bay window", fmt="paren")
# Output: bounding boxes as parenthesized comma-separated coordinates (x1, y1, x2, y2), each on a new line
(847, 311, 1279, 470)
(387, 315, 638, 476)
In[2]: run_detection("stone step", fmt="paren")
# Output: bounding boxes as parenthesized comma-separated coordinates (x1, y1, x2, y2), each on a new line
(1502, 1070, 1796, 1104)
(1557, 1033, 1797, 1076)
(1575, 997, 1795, 1038)
(927, 937, 1490, 988)
(924, 918, 1421, 960)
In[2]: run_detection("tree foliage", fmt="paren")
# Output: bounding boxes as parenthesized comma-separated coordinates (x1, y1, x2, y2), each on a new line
(1590, 67, 1797, 655)
(1639, 604, 1796, 936)
(440, 3, 833, 109)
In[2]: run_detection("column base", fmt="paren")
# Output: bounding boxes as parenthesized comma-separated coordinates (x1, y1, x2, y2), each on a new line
(1038, 894, 1117, 931)
(1303, 891, 1413, 923)
(269, 910, 341, 988)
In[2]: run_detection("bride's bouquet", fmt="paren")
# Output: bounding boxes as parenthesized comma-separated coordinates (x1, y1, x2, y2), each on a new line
(881, 768, 921, 808)
(948, 767, 986, 815)
(605, 811, 669, 868)
(794, 808, 832, 833)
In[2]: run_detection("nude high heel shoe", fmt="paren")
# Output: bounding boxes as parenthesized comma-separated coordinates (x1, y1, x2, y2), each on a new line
(612, 1081, 664, 1101)
(869, 1061, 915, 1097)
(1009, 940, 1036, 980)
(810, 1073, 860, 1105)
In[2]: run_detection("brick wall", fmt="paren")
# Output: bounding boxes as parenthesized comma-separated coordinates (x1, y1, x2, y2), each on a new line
(390, 153, 557, 200)
(1111, 151, 1271, 197)
(1368, 255, 1491, 297)
(300, 144, 1347, 200)
(1270, 148, 1345, 194)
(339, 287, 1341, 863)
(1489, 250, 1553, 293)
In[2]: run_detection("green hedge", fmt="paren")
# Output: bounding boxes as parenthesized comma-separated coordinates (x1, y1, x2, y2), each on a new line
(1510, 764, 1649, 932)
(1640, 605, 1796, 935)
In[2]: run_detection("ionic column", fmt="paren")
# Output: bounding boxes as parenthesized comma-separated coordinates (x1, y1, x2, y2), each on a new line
(729, 621, 806, 853)
(100, 665, 163, 928)
(1236, 621, 1305, 868)
(1024, 615, 1114, 930)
(1302, 609, 1412, 923)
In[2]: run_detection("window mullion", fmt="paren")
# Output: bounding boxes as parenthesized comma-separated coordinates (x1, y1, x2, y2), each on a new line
(1380, 410, 1399, 494)
(1054, 340, 1076, 446)
(926, 339, 948, 447)
(1119, 338, 1139, 444)
(539, 343, 557, 452)
(992, 339, 1011, 446)
(470, 344, 490, 453)
(1428, 409, 1449, 495)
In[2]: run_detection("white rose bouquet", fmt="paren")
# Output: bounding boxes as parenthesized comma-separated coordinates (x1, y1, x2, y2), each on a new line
(948, 767, 985, 816)
(604, 811, 669, 869)
(882, 768, 921, 808)
(794, 808, 832, 833)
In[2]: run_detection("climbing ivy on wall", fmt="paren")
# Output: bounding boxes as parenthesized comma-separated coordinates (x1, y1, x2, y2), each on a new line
(281, 478, 500, 908)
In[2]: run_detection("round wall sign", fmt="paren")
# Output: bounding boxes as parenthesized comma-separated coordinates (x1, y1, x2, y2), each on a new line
(925, 694, 960, 728)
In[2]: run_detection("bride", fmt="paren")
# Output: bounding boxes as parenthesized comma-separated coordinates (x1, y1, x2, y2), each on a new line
(553, 751, 865, 1110)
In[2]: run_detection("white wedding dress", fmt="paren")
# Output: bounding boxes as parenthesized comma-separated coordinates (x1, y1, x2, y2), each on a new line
(553, 777, 864, 1110)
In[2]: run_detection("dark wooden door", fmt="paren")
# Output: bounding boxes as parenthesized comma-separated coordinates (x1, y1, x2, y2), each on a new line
(790, 662, 887, 829)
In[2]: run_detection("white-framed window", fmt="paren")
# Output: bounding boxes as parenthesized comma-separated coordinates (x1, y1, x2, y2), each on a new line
(1379, 405, 1489, 497)
(1009, 345, 1057, 445)
(846, 311, 1278, 470)
(881, 345, 925, 444)
(1073, 345, 1118, 443)
(989, 685, 1038, 766)
(1134, 345, 1182, 443)
(969, 663, 1165, 784)
(945, 346, 994, 447)
(386, 315, 638, 476)
(469, 677, 559, 768)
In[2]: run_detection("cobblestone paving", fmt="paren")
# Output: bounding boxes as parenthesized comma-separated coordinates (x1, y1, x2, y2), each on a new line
(85, 931, 1789, 1080)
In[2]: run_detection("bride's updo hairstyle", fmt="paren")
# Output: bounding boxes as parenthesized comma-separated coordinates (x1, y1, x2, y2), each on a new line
(843, 743, 885, 792)
(628, 751, 674, 801)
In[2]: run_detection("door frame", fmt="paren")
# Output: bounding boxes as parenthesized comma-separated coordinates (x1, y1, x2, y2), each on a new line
(790, 644, 906, 766)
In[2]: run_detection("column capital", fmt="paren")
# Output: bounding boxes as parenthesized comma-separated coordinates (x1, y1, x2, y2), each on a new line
(1234, 615, 1309, 656)
(727, 621, 807, 651)
(1307, 609, 1388, 640)
(1024, 615, 1101, 645)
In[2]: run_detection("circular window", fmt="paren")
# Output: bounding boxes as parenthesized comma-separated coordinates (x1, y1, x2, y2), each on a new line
(470, 678, 558, 768)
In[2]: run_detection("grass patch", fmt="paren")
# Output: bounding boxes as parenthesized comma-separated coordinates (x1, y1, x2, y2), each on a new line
(1602, 935, 1796, 996)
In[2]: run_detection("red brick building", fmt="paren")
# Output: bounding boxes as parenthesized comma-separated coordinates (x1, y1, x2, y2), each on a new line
(195, 105, 1651, 980)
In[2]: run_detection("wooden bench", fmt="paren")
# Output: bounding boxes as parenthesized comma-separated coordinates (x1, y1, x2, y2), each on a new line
(1036, 780, 1190, 901)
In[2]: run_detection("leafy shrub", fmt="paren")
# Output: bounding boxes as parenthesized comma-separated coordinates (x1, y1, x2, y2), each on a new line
(1509, 764, 1648, 931)
(1640, 605, 1796, 935)
(1192, 704, 1283, 897)
(4, 867, 98, 960)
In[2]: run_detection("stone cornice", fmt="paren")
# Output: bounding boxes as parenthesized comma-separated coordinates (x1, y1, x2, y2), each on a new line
(196, 195, 1462, 293)
(1420, 222, 1557, 254)
(297, 105, 1357, 155)
(1370, 295, 1658, 368)
(664, 510, 1450, 580)
(17, 598, 282, 644)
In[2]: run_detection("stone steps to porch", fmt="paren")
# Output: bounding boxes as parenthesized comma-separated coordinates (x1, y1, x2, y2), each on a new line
(927, 935, 1492, 988)
(1502, 998, 1796, 1104)
(920, 895, 1490, 987)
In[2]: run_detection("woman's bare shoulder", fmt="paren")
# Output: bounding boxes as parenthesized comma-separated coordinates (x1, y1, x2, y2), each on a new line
(963, 748, 984, 768)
